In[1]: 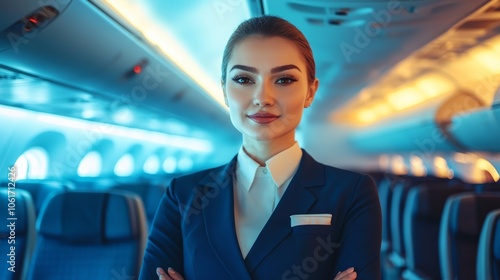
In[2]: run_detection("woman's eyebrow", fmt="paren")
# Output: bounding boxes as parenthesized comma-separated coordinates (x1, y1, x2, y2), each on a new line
(230, 65, 257, 73)
(271, 64, 301, 74)
(229, 64, 302, 73)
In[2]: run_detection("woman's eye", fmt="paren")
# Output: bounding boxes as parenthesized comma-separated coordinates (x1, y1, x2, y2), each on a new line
(276, 77, 297, 85)
(231, 76, 252, 84)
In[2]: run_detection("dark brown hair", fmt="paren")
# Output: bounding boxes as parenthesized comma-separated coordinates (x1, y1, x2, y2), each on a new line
(221, 15, 316, 85)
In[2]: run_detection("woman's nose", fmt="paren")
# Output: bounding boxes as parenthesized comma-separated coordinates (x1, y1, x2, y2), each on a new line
(253, 82, 275, 107)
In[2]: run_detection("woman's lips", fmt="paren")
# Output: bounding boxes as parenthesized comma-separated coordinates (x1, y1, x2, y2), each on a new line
(248, 112, 279, 124)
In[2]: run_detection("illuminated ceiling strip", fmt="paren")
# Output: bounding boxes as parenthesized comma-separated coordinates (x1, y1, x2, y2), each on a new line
(101, 0, 227, 111)
(0, 105, 212, 152)
(338, 34, 500, 125)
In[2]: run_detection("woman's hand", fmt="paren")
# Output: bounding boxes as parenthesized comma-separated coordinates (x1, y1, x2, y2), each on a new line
(156, 266, 355, 280)
(156, 267, 184, 280)
(334, 267, 357, 280)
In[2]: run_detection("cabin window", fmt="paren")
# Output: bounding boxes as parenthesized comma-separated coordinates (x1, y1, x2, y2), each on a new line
(143, 155, 160, 174)
(14, 147, 49, 180)
(114, 153, 135, 177)
(77, 151, 102, 177)
(162, 156, 177, 174)
(178, 156, 193, 172)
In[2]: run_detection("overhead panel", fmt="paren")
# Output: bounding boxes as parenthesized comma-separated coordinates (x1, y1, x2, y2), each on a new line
(262, 0, 492, 120)
(332, 0, 499, 126)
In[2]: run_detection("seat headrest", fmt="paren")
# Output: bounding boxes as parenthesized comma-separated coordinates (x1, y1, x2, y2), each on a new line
(113, 182, 165, 219)
(38, 191, 143, 243)
(451, 194, 500, 237)
(411, 187, 468, 221)
(494, 214, 500, 259)
(0, 189, 34, 234)
(16, 181, 72, 212)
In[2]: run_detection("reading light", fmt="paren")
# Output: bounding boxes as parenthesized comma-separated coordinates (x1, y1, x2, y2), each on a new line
(133, 65, 142, 74)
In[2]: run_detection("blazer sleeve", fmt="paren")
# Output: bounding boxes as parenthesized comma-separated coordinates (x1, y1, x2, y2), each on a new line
(333, 174, 382, 279)
(139, 178, 184, 280)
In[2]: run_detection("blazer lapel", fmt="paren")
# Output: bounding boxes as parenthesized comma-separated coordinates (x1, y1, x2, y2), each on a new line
(244, 150, 326, 272)
(199, 157, 252, 280)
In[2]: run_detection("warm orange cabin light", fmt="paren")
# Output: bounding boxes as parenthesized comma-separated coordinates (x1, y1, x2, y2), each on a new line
(391, 155, 408, 175)
(386, 87, 425, 111)
(334, 34, 500, 126)
(433, 156, 454, 179)
(475, 158, 500, 182)
(410, 155, 427, 177)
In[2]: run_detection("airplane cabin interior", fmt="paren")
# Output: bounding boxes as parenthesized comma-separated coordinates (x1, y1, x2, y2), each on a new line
(1, 0, 500, 279)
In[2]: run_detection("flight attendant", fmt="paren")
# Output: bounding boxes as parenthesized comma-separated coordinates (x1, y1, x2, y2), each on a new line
(139, 15, 381, 280)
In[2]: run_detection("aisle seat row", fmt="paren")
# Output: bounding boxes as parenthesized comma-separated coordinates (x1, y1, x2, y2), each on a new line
(0, 179, 168, 280)
(0, 188, 147, 280)
(375, 174, 500, 280)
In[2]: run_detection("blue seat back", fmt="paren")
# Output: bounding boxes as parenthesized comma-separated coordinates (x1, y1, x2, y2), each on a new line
(477, 209, 500, 280)
(377, 175, 394, 253)
(402, 185, 469, 279)
(440, 193, 500, 280)
(0, 188, 36, 280)
(111, 182, 165, 227)
(27, 190, 147, 280)
(15, 180, 73, 215)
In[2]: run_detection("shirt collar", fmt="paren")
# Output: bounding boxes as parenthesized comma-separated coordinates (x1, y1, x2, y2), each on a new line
(236, 142, 302, 191)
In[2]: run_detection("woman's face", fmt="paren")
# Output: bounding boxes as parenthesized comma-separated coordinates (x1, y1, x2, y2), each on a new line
(223, 36, 318, 144)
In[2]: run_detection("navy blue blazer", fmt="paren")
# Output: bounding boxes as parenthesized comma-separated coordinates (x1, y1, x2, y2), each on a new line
(139, 150, 381, 279)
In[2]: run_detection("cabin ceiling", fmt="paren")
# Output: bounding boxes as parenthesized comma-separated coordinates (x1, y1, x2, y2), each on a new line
(262, 0, 494, 122)
(0, 0, 498, 156)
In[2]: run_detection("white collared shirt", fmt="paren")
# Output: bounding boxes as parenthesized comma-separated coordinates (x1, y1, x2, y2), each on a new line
(233, 142, 302, 258)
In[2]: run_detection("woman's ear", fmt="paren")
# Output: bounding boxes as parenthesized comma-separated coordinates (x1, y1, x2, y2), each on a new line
(305, 78, 319, 108)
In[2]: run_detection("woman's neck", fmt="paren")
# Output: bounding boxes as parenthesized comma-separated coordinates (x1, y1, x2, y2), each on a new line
(242, 134, 296, 166)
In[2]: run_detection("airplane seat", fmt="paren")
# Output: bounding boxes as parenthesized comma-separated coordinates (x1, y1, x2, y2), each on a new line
(15, 180, 74, 215)
(439, 193, 500, 280)
(377, 173, 402, 280)
(111, 182, 166, 227)
(384, 177, 459, 279)
(378, 175, 394, 254)
(27, 190, 147, 280)
(477, 209, 500, 280)
(0, 188, 36, 280)
(71, 177, 116, 190)
(383, 180, 409, 280)
(471, 181, 500, 193)
(368, 171, 387, 187)
(401, 185, 470, 280)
